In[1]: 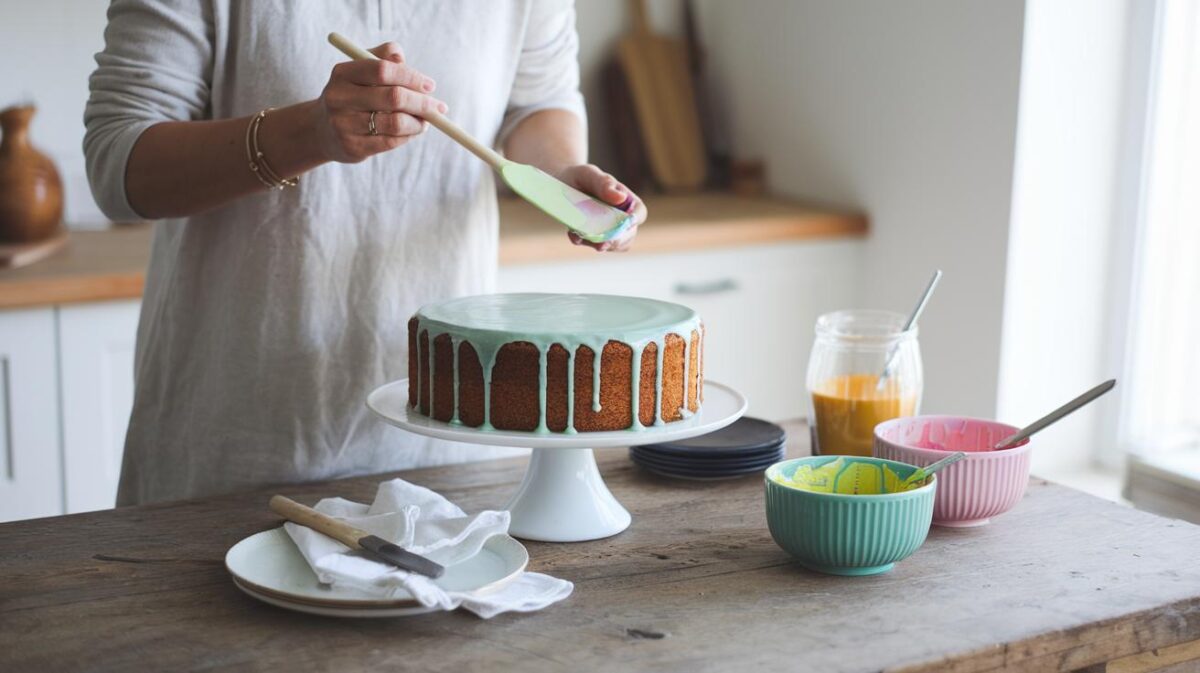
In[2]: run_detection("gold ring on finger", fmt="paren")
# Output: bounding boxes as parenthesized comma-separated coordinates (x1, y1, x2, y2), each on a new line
(368, 110, 379, 136)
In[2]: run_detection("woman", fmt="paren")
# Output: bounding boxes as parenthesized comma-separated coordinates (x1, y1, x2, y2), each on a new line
(84, 0, 645, 505)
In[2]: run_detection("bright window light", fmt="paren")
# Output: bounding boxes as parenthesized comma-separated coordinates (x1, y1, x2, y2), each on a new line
(1121, 0, 1200, 455)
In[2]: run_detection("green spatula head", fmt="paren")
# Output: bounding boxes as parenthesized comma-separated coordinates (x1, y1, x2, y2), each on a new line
(500, 163, 634, 243)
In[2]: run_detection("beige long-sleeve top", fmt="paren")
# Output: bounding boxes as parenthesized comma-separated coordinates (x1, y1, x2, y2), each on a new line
(83, 0, 585, 505)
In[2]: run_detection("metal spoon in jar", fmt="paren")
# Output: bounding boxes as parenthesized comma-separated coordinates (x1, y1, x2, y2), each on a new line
(993, 379, 1117, 450)
(877, 269, 943, 391)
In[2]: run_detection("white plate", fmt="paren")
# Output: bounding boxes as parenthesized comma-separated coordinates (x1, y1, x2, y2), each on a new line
(225, 527, 528, 618)
(367, 379, 748, 449)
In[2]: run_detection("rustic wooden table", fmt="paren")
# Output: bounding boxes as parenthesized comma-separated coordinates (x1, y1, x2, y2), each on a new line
(3, 422, 1199, 673)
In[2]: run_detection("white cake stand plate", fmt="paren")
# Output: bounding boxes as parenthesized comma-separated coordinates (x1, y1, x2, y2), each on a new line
(367, 380, 748, 542)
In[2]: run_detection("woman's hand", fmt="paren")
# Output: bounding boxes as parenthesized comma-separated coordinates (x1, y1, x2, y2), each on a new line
(556, 164, 646, 252)
(313, 43, 447, 164)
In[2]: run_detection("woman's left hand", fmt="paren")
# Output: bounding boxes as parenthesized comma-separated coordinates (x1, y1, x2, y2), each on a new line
(554, 164, 646, 252)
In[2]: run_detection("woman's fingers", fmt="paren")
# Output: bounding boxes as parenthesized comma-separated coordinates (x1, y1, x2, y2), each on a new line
(362, 111, 426, 137)
(325, 74, 446, 116)
(333, 59, 435, 93)
(567, 164, 627, 204)
(318, 43, 444, 163)
(367, 42, 405, 64)
(555, 164, 645, 253)
(356, 85, 447, 116)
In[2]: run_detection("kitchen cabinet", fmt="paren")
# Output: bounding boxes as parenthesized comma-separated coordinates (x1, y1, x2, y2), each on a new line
(59, 301, 139, 513)
(499, 240, 861, 420)
(0, 301, 138, 522)
(0, 308, 62, 521)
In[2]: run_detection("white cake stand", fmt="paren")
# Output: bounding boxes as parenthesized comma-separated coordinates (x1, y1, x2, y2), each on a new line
(366, 380, 748, 542)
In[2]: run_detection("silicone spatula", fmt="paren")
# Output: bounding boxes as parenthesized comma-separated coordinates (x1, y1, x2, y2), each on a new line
(328, 32, 634, 243)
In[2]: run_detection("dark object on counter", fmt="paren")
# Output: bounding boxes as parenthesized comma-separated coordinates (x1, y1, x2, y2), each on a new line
(730, 159, 768, 197)
(617, 0, 707, 191)
(269, 495, 445, 578)
(0, 106, 63, 244)
(683, 0, 731, 190)
(602, 58, 652, 194)
(630, 416, 786, 480)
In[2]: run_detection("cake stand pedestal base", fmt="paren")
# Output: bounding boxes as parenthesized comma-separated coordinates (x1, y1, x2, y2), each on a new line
(366, 380, 747, 544)
(505, 448, 631, 542)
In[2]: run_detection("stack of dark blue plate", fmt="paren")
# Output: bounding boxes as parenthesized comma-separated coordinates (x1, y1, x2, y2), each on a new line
(630, 417, 786, 480)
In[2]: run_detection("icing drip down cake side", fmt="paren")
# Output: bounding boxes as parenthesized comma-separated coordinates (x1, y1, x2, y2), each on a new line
(407, 293, 704, 433)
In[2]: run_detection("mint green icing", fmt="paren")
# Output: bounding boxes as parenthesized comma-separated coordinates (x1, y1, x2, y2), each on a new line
(413, 293, 702, 433)
(500, 163, 633, 243)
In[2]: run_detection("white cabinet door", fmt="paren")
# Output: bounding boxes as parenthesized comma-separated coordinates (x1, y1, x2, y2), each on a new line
(498, 241, 861, 421)
(0, 308, 62, 522)
(59, 300, 140, 513)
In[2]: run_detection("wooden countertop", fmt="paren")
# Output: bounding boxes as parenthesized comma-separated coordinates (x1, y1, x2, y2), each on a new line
(497, 192, 866, 265)
(0, 193, 866, 310)
(3, 421, 1199, 673)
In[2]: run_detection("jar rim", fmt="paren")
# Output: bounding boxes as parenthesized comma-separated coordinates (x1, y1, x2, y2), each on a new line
(815, 309, 917, 342)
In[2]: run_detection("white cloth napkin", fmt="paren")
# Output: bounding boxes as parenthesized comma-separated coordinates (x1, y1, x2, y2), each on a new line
(283, 478, 573, 618)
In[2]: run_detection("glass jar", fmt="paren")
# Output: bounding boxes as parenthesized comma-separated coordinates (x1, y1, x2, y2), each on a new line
(806, 310, 923, 456)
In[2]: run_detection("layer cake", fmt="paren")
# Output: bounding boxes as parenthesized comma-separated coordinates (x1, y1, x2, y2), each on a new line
(407, 293, 704, 433)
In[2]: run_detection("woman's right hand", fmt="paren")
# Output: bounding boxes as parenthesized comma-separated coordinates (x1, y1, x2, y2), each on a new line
(313, 43, 447, 164)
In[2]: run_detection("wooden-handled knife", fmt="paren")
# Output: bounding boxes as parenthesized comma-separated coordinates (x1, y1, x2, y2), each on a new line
(269, 495, 445, 579)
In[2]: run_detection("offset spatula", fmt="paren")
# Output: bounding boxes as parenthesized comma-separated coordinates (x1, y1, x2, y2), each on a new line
(269, 495, 445, 579)
(328, 32, 634, 243)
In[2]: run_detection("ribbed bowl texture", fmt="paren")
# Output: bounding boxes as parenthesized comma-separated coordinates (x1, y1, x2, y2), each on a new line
(874, 415, 1031, 527)
(764, 456, 935, 576)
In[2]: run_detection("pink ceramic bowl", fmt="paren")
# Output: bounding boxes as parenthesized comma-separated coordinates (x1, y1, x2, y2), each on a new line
(873, 416, 1032, 527)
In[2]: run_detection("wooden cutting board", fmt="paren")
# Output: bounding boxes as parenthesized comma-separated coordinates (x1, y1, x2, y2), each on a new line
(0, 231, 67, 269)
(616, 0, 707, 191)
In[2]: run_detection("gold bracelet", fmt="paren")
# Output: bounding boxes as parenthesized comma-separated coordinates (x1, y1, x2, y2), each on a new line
(245, 108, 298, 190)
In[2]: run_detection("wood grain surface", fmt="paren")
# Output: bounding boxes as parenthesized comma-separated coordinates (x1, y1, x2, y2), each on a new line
(0, 224, 147, 308)
(497, 193, 867, 265)
(616, 0, 708, 190)
(0, 231, 67, 269)
(2, 421, 1197, 673)
(0, 194, 866, 309)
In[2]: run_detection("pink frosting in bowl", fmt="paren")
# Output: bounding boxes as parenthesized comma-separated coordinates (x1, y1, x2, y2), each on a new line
(873, 416, 1032, 527)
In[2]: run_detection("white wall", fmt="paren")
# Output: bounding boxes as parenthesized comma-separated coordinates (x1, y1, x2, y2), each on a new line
(693, 0, 1026, 418)
(997, 0, 1140, 473)
(6, 1, 1031, 424)
(0, 1, 658, 225)
(0, 1, 110, 225)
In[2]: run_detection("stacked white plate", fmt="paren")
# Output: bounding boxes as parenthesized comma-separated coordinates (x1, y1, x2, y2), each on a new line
(225, 528, 529, 618)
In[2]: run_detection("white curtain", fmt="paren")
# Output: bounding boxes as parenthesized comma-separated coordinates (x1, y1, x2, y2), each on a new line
(1121, 0, 1200, 455)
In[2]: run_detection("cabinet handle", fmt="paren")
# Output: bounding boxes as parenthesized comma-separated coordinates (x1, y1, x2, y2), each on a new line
(674, 278, 739, 296)
(1, 356, 11, 481)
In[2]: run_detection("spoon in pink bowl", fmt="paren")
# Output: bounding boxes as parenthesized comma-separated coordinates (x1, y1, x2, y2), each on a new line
(993, 379, 1117, 450)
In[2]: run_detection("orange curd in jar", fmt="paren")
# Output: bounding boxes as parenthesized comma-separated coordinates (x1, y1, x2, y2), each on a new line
(811, 374, 917, 457)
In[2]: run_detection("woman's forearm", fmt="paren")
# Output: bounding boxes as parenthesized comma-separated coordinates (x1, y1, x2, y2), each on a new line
(502, 109, 587, 176)
(125, 101, 328, 218)
(122, 42, 445, 220)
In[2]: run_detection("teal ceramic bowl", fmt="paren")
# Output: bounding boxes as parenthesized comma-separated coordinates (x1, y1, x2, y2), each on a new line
(764, 456, 936, 576)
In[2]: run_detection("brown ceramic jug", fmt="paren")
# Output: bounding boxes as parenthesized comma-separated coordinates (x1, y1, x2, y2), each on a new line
(0, 106, 64, 243)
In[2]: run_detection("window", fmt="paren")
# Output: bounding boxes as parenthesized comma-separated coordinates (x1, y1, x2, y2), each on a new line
(1120, 0, 1200, 460)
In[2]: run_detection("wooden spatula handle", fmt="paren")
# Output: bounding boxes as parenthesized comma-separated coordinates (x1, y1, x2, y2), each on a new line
(269, 495, 367, 550)
(326, 32, 507, 170)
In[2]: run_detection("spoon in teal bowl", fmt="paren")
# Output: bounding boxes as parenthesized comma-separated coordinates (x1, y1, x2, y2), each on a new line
(899, 451, 967, 490)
